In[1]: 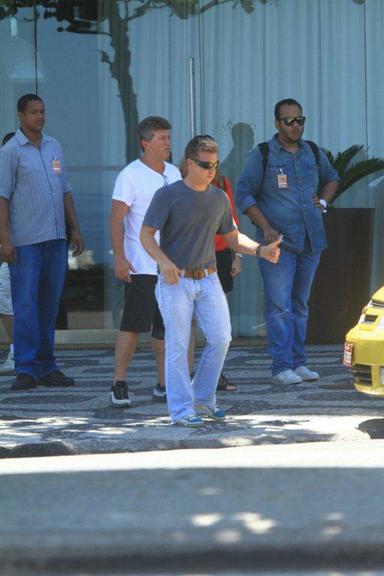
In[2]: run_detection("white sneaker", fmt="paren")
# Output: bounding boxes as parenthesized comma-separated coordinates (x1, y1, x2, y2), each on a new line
(175, 415, 204, 427)
(0, 351, 15, 373)
(294, 365, 319, 381)
(271, 369, 303, 385)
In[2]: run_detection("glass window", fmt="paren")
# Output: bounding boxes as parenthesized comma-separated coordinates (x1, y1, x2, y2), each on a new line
(1, 0, 383, 337)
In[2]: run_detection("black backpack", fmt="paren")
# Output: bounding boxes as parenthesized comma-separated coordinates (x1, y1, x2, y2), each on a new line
(258, 139, 321, 174)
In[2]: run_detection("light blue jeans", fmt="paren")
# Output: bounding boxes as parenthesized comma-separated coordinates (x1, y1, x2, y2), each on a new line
(156, 273, 232, 422)
(258, 247, 321, 375)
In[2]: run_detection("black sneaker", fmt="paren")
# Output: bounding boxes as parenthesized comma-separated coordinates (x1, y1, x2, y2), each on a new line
(111, 381, 131, 407)
(152, 383, 166, 402)
(11, 373, 37, 391)
(39, 370, 75, 387)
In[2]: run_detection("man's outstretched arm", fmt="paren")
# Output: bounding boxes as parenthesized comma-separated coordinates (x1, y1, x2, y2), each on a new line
(223, 229, 282, 263)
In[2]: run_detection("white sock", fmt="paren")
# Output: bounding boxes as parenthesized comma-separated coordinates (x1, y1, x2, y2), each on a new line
(9, 344, 14, 355)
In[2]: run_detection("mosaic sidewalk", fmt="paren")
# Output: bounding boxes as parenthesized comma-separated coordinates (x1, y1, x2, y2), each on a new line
(1, 345, 383, 457)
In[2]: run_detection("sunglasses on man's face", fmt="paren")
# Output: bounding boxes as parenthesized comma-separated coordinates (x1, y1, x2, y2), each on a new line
(191, 158, 220, 170)
(279, 116, 306, 127)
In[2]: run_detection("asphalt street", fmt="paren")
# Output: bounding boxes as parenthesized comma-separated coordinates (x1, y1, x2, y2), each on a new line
(2, 344, 384, 575)
(1, 442, 384, 575)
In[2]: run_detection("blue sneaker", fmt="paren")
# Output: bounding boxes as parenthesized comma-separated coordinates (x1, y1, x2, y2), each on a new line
(175, 415, 204, 427)
(196, 405, 226, 421)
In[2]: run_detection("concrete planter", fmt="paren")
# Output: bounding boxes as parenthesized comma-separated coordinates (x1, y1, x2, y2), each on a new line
(307, 207, 375, 344)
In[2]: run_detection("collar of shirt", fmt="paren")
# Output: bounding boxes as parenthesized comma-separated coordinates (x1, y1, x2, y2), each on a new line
(270, 133, 305, 155)
(15, 128, 53, 148)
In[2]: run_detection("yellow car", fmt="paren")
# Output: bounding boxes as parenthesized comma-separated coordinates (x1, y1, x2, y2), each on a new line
(344, 286, 384, 396)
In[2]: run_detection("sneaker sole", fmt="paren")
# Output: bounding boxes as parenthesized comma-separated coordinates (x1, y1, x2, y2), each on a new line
(11, 383, 37, 391)
(174, 420, 204, 427)
(152, 395, 167, 402)
(203, 414, 226, 421)
(271, 377, 302, 385)
(39, 382, 75, 387)
(196, 406, 226, 421)
(110, 394, 131, 407)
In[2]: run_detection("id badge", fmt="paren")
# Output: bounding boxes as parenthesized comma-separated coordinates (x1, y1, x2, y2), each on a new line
(277, 170, 287, 189)
(52, 159, 62, 174)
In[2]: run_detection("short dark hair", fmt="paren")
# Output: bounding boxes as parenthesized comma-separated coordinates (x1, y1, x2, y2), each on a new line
(274, 98, 302, 120)
(17, 93, 43, 114)
(184, 134, 218, 160)
(2, 132, 15, 146)
(137, 116, 171, 145)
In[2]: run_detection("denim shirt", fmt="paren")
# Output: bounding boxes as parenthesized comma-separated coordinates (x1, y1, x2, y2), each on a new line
(0, 128, 71, 247)
(235, 135, 340, 254)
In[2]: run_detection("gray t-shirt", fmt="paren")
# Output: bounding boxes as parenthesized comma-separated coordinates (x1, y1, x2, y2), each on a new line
(143, 180, 236, 269)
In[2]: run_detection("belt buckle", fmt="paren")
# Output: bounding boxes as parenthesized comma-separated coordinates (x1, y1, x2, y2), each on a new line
(195, 269, 205, 280)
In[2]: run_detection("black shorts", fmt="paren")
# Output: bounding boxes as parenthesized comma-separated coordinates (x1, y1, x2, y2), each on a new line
(120, 274, 165, 339)
(216, 248, 233, 294)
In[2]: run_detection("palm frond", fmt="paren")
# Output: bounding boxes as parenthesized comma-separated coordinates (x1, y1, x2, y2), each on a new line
(333, 157, 384, 201)
(323, 148, 334, 165)
(332, 145, 364, 178)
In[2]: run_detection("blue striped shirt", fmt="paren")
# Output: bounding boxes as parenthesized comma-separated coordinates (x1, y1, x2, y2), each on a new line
(0, 128, 71, 247)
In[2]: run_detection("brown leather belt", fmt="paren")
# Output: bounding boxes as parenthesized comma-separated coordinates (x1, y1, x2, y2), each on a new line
(182, 265, 217, 280)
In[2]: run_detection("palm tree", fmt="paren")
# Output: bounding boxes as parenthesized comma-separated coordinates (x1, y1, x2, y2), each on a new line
(324, 145, 384, 202)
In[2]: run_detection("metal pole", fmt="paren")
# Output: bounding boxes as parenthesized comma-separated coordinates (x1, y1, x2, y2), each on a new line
(33, 0, 38, 94)
(188, 57, 196, 138)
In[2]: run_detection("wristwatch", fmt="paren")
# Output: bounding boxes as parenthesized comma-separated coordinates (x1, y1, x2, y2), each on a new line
(319, 199, 328, 209)
(255, 245, 262, 258)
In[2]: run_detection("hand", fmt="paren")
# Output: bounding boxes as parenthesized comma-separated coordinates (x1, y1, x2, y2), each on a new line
(114, 256, 136, 283)
(231, 254, 242, 277)
(259, 235, 282, 264)
(262, 225, 280, 243)
(312, 194, 327, 212)
(0, 240, 17, 264)
(70, 229, 84, 256)
(159, 257, 181, 285)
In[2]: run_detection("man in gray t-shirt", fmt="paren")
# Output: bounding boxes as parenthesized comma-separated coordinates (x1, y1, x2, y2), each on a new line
(141, 135, 281, 427)
(144, 179, 235, 270)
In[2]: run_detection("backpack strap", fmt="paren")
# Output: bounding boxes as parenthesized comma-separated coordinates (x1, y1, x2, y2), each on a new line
(255, 142, 270, 204)
(305, 140, 320, 170)
(258, 142, 269, 171)
(305, 140, 323, 195)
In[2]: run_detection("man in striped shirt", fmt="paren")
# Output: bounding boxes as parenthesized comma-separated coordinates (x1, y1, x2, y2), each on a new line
(0, 94, 83, 391)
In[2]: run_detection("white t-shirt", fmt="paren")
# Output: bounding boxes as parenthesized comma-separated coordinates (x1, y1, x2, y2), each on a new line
(112, 159, 181, 274)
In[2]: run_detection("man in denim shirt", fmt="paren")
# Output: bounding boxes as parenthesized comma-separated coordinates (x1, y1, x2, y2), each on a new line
(0, 94, 83, 391)
(236, 99, 339, 385)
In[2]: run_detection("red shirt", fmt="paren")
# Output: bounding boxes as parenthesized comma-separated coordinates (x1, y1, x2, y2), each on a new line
(213, 175, 239, 252)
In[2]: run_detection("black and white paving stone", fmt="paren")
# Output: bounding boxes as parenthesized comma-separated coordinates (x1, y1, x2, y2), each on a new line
(1, 345, 383, 456)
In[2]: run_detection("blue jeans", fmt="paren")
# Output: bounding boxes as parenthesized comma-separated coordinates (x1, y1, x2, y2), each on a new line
(9, 240, 67, 378)
(258, 248, 320, 375)
(156, 273, 232, 422)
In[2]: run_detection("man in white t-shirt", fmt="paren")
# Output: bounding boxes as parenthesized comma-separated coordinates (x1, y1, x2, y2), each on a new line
(110, 116, 181, 406)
